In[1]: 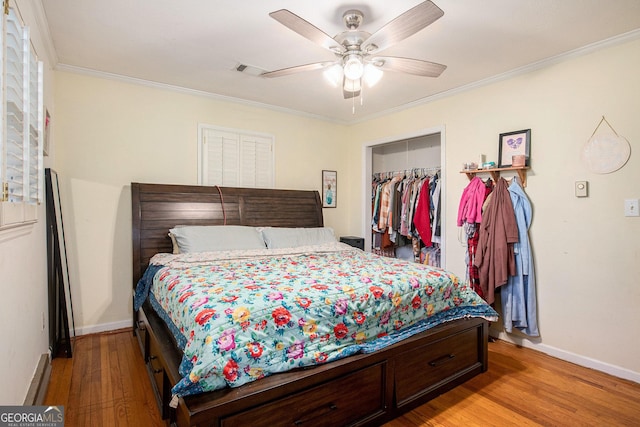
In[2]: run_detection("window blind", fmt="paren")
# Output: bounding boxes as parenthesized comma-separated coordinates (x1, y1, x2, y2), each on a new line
(240, 135, 273, 188)
(0, 8, 44, 229)
(199, 125, 274, 188)
(4, 8, 25, 203)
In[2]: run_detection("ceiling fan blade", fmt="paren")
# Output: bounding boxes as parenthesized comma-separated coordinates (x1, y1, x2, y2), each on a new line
(261, 62, 335, 78)
(372, 56, 446, 77)
(270, 9, 345, 54)
(361, 1, 444, 54)
(343, 77, 361, 99)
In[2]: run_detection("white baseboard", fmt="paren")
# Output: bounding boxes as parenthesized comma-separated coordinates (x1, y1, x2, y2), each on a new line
(74, 319, 132, 336)
(24, 354, 51, 406)
(493, 331, 640, 384)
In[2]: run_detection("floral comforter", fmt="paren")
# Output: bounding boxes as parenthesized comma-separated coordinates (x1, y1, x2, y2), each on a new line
(134, 242, 498, 399)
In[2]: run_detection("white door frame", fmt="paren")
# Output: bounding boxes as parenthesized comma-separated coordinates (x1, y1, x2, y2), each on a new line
(360, 125, 447, 268)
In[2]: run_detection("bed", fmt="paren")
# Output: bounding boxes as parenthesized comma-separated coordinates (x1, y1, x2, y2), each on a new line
(131, 182, 498, 426)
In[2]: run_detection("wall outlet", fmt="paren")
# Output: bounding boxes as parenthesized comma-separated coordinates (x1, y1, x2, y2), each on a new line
(625, 199, 640, 217)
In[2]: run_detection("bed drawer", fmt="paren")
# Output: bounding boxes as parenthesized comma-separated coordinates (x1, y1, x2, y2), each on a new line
(135, 310, 149, 361)
(220, 362, 386, 427)
(394, 327, 481, 407)
(147, 331, 171, 419)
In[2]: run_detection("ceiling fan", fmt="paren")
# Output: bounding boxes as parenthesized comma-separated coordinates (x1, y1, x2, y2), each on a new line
(262, 1, 447, 100)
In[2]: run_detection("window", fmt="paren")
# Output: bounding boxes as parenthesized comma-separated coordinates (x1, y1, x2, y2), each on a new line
(198, 125, 274, 188)
(0, 7, 43, 230)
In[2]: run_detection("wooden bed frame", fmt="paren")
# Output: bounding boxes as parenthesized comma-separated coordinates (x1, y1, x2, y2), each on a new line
(131, 182, 489, 427)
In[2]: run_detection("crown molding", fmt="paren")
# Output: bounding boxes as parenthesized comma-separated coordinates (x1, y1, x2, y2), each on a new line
(54, 64, 352, 126)
(32, 6, 640, 127)
(349, 28, 640, 124)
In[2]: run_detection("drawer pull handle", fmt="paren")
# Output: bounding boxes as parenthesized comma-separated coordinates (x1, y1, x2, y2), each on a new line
(428, 353, 455, 367)
(137, 320, 146, 331)
(293, 402, 337, 425)
(149, 355, 163, 374)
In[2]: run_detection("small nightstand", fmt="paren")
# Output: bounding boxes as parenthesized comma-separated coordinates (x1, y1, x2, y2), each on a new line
(340, 236, 364, 250)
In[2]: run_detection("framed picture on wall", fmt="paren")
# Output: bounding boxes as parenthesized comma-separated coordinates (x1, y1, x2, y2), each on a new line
(322, 170, 337, 208)
(498, 129, 531, 167)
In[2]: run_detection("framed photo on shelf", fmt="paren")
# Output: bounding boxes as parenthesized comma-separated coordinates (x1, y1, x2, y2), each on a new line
(498, 129, 531, 167)
(322, 170, 337, 208)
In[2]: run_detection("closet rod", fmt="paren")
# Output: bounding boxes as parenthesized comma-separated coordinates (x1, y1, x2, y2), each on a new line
(373, 167, 440, 180)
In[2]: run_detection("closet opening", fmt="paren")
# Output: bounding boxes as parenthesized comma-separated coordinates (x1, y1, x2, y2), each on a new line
(362, 126, 446, 268)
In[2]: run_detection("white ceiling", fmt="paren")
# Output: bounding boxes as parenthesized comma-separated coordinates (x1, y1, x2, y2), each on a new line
(39, 0, 640, 123)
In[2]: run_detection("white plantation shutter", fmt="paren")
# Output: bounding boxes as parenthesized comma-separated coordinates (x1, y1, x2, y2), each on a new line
(202, 128, 240, 186)
(240, 135, 273, 188)
(0, 8, 44, 230)
(28, 47, 43, 203)
(199, 125, 274, 188)
(4, 8, 25, 203)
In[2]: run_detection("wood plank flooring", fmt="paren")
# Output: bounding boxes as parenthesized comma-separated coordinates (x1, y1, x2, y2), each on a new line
(44, 329, 164, 426)
(44, 329, 640, 426)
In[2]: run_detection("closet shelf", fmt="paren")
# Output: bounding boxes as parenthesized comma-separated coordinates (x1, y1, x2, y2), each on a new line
(460, 166, 530, 187)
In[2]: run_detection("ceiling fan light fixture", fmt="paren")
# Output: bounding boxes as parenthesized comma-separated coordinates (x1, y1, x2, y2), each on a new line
(343, 54, 364, 80)
(266, 2, 447, 105)
(344, 77, 361, 92)
(323, 64, 343, 87)
(363, 64, 383, 87)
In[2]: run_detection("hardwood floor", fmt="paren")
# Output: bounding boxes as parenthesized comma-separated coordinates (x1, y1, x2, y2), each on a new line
(44, 329, 164, 426)
(44, 329, 640, 426)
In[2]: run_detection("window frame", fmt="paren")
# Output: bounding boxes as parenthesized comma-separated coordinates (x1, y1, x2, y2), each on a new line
(0, 7, 44, 231)
(197, 124, 275, 189)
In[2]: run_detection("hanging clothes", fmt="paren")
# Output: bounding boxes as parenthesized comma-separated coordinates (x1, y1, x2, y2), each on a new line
(458, 176, 494, 298)
(430, 176, 442, 244)
(463, 179, 493, 298)
(457, 176, 488, 227)
(371, 169, 441, 264)
(473, 177, 518, 304)
(377, 175, 400, 233)
(502, 177, 539, 336)
(412, 177, 432, 247)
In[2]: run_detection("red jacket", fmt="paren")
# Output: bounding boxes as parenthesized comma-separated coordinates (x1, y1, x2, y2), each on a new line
(413, 178, 432, 246)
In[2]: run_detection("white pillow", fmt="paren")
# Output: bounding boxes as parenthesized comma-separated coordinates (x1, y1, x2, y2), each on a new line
(169, 225, 266, 253)
(261, 227, 336, 249)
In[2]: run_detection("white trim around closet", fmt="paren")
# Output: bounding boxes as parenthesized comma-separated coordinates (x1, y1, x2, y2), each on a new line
(361, 125, 447, 268)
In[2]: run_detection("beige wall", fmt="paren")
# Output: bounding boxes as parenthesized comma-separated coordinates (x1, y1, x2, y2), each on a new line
(54, 72, 350, 332)
(51, 37, 640, 386)
(347, 38, 640, 378)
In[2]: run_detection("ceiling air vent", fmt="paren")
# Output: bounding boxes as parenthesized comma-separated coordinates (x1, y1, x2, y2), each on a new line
(235, 63, 264, 76)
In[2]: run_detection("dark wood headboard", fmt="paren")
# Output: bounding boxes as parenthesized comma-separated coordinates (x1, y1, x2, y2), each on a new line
(131, 183, 323, 287)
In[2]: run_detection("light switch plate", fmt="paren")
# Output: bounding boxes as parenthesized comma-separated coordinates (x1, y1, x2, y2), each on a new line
(575, 181, 588, 197)
(625, 199, 640, 217)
